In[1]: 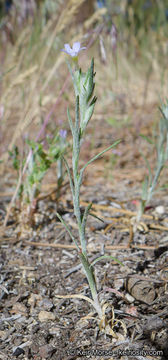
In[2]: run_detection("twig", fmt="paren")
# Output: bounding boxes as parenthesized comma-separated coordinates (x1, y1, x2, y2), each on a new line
(23, 240, 158, 251)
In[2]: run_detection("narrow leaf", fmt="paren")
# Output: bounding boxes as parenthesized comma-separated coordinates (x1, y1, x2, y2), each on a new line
(140, 152, 152, 184)
(62, 156, 74, 197)
(81, 203, 92, 235)
(89, 212, 104, 223)
(67, 107, 74, 136)
(56, 212, 80, 250)
(91, 255, 123, 267)
(141, 176, 149, 201)
(79, 140, 121, 187)
(139, 134, 154, 144)
(75, 95, 80, 133)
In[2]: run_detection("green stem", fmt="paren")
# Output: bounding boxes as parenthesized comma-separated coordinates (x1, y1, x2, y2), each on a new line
(147, 162, 163, 203)
(63, 61, 103, 316)
(71, 96, 87, 255)
(79, 253, 102, 317)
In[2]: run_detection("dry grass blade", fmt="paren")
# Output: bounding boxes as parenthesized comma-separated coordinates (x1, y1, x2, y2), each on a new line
(1, 0, 90, 165)
(22, 241, 158, 251)
(84, 7, 107, 30)
(99, 303, 127, 338)
(55, 293, 95, 307)
(55, 295, 126, 338)
(39, 0, 86, 75)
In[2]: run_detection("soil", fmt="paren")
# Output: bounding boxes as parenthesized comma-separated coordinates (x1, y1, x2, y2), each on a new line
(0, 105, 168, 360)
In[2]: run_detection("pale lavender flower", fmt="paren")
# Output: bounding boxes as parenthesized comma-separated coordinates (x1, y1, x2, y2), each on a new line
(59, 129, 67, 139)
(61, 42, 86, 57)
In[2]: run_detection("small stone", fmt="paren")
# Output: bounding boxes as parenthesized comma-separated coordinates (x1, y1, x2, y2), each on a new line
(34, 213, 45, 225)
(38, 310, 55, 322)
(0, 330, 7, 340)
(155, 206, 165, 215)
(39, 344, 56, 358)
(49, 327, 61, 336)
(28, 293, 42, 310)
(114, 278, 124, 290)
(126, 277, 155, 304)
(13, 347, 25, 357)
(125, 293, 135, 303)
(39, 298, 53, 311)
(11, 302, 27, 316)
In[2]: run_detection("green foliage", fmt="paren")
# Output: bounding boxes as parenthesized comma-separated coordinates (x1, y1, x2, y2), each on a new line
(139, 134, 154, 145)
(138, 99, 168, 220)
(106, 0, 167, 36)
(10, 131, 68, 205)
(71, 58, 97, 136)
(9, 145, 20, 172)
(125, 0, 166, 34)
(57, 53, 121, 318)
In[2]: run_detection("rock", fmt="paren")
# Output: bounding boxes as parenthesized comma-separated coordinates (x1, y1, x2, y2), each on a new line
(11, 302, 27, 316)
(38, 310, 55, 322)
(39, 298, 53, 311)
(155, 205, 165, 215)
(0, 330, 7, 340)
(13, 347, 25, 357)
(126, 277, 156, 304)
(39, 344, 56, 358)
(125, 293, 135, 303)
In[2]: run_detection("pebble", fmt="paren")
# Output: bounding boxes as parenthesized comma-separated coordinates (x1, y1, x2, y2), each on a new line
(39, 344, 56, 358)
(12, 302, 27, 315)
(38, 310, 55, 322)
(13, 347, 25, 356)
(39, 298, 54, 311)
(125, 293, 135, 303)
(155, 205, 165, 215)
(0, 330, 7, 340)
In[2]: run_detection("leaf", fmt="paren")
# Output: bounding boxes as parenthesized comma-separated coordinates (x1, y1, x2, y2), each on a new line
(55, 293, 95, 307)
(75, 95, 80, 135)
(139, 134, 154, 144)
(141, 176, 149, 201)
(78, 140, 121, 188)
(91, 255, 124, 267)
(67, 107, 74, 136)
(89, 212, 104, 223)
(81, 203, 92, 235)
(56, 212, 80, 250)
(62, 156, 74, 196)
(80, 102, 95, 135)
(140, 152, 152, 184)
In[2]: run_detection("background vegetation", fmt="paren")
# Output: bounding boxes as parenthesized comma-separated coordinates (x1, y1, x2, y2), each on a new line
(0, 0, 168, 189)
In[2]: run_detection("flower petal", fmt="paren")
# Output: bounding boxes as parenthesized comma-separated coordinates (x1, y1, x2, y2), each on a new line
(64, 43, 72, 52)
(61, 43, 75, 56)
(79, 46, 86, 52)
(72, 42, 81, 52)
(61, 42, 86, 57)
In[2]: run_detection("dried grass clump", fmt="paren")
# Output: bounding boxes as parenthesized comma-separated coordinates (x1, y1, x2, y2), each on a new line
(0, 0, 92, 163)
(0, 0, 167, 167)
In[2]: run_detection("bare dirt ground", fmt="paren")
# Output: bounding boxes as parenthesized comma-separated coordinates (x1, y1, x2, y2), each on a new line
(0, 104, 168, 360)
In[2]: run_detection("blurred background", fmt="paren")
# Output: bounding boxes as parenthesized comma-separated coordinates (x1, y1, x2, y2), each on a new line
(0, 0, 168, 186)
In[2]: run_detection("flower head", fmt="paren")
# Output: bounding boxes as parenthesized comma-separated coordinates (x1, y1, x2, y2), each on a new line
(61, 42, 86, 58)
(59, 129, 67, 139)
